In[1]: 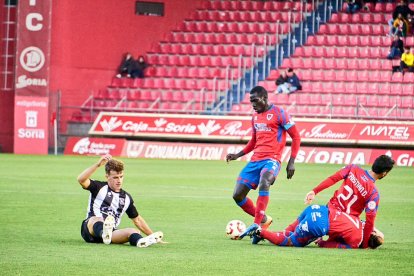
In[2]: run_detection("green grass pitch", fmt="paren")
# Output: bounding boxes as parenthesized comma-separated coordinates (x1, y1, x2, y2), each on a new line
(0, 154, 413, 275)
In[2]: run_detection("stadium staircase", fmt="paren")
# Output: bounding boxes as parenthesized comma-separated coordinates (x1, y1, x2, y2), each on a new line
(237, 1, 414, 120)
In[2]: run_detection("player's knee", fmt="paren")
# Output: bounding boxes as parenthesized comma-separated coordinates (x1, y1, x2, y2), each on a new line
(232, 192, 244, 203)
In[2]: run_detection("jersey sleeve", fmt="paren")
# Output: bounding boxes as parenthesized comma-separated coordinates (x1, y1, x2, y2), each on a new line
(287, 125, 301, 158)
(280, 108, 295, 130)
(126, 198, 139, 219)
(86, 180, 106, 197)
(361, 189, 380, 248)
(242, 118, 256, 155)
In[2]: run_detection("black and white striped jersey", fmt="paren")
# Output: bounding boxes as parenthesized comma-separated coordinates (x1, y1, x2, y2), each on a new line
(84, 180, 139, 228)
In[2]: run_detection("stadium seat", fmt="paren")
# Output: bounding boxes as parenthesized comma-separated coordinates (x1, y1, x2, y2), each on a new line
(401, 97, 413, 108)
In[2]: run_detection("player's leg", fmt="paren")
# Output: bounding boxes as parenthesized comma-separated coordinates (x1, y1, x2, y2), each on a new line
(82, 216, 105, 243)
(253, 160, 280, 226)
(111, 228, 164, 247)
(233, 162, 260, 217)
(288, 205, 329, 247)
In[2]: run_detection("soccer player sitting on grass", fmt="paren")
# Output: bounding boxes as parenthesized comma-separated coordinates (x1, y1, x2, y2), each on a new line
(241, 155, 394, 249)
(226, 86, 301, 244)
(77, 154, 164, 247)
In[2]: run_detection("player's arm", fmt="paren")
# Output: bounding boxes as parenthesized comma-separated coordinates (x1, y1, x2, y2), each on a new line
(316, 239, 355, 249)
(226, 120, 256, 162)
(131, 215, 154, 236)
(77, 154, 112, 189)
(286, 125, 301, 179)
(304, 170, 345, 204)
(361, 195, 380, 248)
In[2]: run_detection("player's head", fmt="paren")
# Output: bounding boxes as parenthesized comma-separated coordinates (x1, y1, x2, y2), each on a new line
(249, 86, 268, 113)
(371, 155, 395, 180)
(105, 158, 125, 192)
(286, 67, 294, 77)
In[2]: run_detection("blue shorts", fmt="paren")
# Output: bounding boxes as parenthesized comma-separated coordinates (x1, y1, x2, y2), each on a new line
(290, 205, 330, 247)
(237, 159, 281, 190)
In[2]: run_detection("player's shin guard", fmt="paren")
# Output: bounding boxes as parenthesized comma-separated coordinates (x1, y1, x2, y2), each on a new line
(129, 233, 144, 246)
(92, 221, 104, 238)
(237, 197, 256, 217)
(261, 230, 289, 246)
(254, 191, 269, 225)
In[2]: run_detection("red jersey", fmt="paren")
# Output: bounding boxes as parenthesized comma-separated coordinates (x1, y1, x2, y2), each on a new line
(312, 164, 380, 248)
(327, 207, 363, 248)
(242, 105, 298, 162)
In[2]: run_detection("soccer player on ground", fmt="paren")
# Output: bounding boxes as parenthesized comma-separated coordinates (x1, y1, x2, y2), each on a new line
(226, 86, 301, 243)
(242, 155, 394, 249)
(77, 154, 164, 247)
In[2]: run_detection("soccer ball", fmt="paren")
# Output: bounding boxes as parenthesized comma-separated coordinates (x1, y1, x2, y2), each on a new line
(226, 220, 246, 240)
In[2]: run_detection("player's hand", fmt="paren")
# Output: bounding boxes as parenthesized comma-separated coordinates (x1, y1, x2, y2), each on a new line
(304, 191, 315, 204)
(97, 154, 112, 167)
(286, 158, 295, 179)
(226, 153, 239, 163)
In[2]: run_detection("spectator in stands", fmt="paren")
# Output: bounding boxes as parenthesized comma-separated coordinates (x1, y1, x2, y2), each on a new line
(388, 0, 414, 36)
(276, 68, 301, 94)
(393, 13, 410, 37)
(345, 0, 363, 14)
(387, 35, 404, 59)
(134, 55, 148, 78)
(275, 70, 288, 87)
(400, 47, 414, 73)
(116, 52, 137, 78)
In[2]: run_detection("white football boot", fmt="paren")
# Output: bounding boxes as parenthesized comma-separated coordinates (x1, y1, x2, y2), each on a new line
(137, 231, 164, 248)
(102, 215, 115, 245)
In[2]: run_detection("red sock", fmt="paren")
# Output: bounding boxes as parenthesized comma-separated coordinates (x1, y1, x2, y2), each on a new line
(254, 192, 269, 225)
(284, 219, 299, 233)
(261, 230, 288, 245)
(238, 197, 255, 217)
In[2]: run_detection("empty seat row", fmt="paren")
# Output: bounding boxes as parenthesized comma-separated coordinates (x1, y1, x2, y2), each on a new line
(282, 57, 396, 71)
(296, 70, 414, 83)
(260, 79, 413, 95)
(179, 21, 291, 34)
(330, 12, 388, 24)
(163, 32, 279, 45)
(191, 10, 304, 23)
(147, 54, 253, 68)
(156, 43, 261, 57)
(146, 66, 242, 79)
(294, 46, 392, 60)
(318, 23, 388, 36)
(202, 0, 313, 12)
(310, 34, 390, 47)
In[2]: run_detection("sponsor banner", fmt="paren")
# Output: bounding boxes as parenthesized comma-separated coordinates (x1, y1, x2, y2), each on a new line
(15, 0, 51, 95)
(63, 137, 414, 167)
(121, 141, 413, 167)
(370, 149, 414, 167)
(89, 113, 414, 146)
(64, 137, 126, 156)
(14, 96, 49, 154)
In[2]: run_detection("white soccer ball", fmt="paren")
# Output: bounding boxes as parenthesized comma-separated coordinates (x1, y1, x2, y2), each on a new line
(226, 220, 246, 240)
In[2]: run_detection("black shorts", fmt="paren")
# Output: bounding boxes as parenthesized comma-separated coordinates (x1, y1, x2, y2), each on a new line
(81, 218, 103, 243)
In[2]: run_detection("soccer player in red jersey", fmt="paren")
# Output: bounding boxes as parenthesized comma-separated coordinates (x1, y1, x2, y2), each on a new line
(226, 86, 301, 243)
(302, 155, 394, 248)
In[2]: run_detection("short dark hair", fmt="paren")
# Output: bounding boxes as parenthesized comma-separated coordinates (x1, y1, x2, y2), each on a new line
(250, 86, 268, 98)
(372, 155, 395, 174)
(287, 68, 294, 73)
(105, 159, 124, 174)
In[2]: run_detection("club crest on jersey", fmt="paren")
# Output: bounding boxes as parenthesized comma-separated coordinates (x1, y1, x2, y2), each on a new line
(367, 201, 376, 210)
(267, 114, 273, 120)
(107, 192, 112, 197)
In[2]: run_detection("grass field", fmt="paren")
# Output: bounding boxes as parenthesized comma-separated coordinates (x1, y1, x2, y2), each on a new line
(0, 154, 413, 275)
